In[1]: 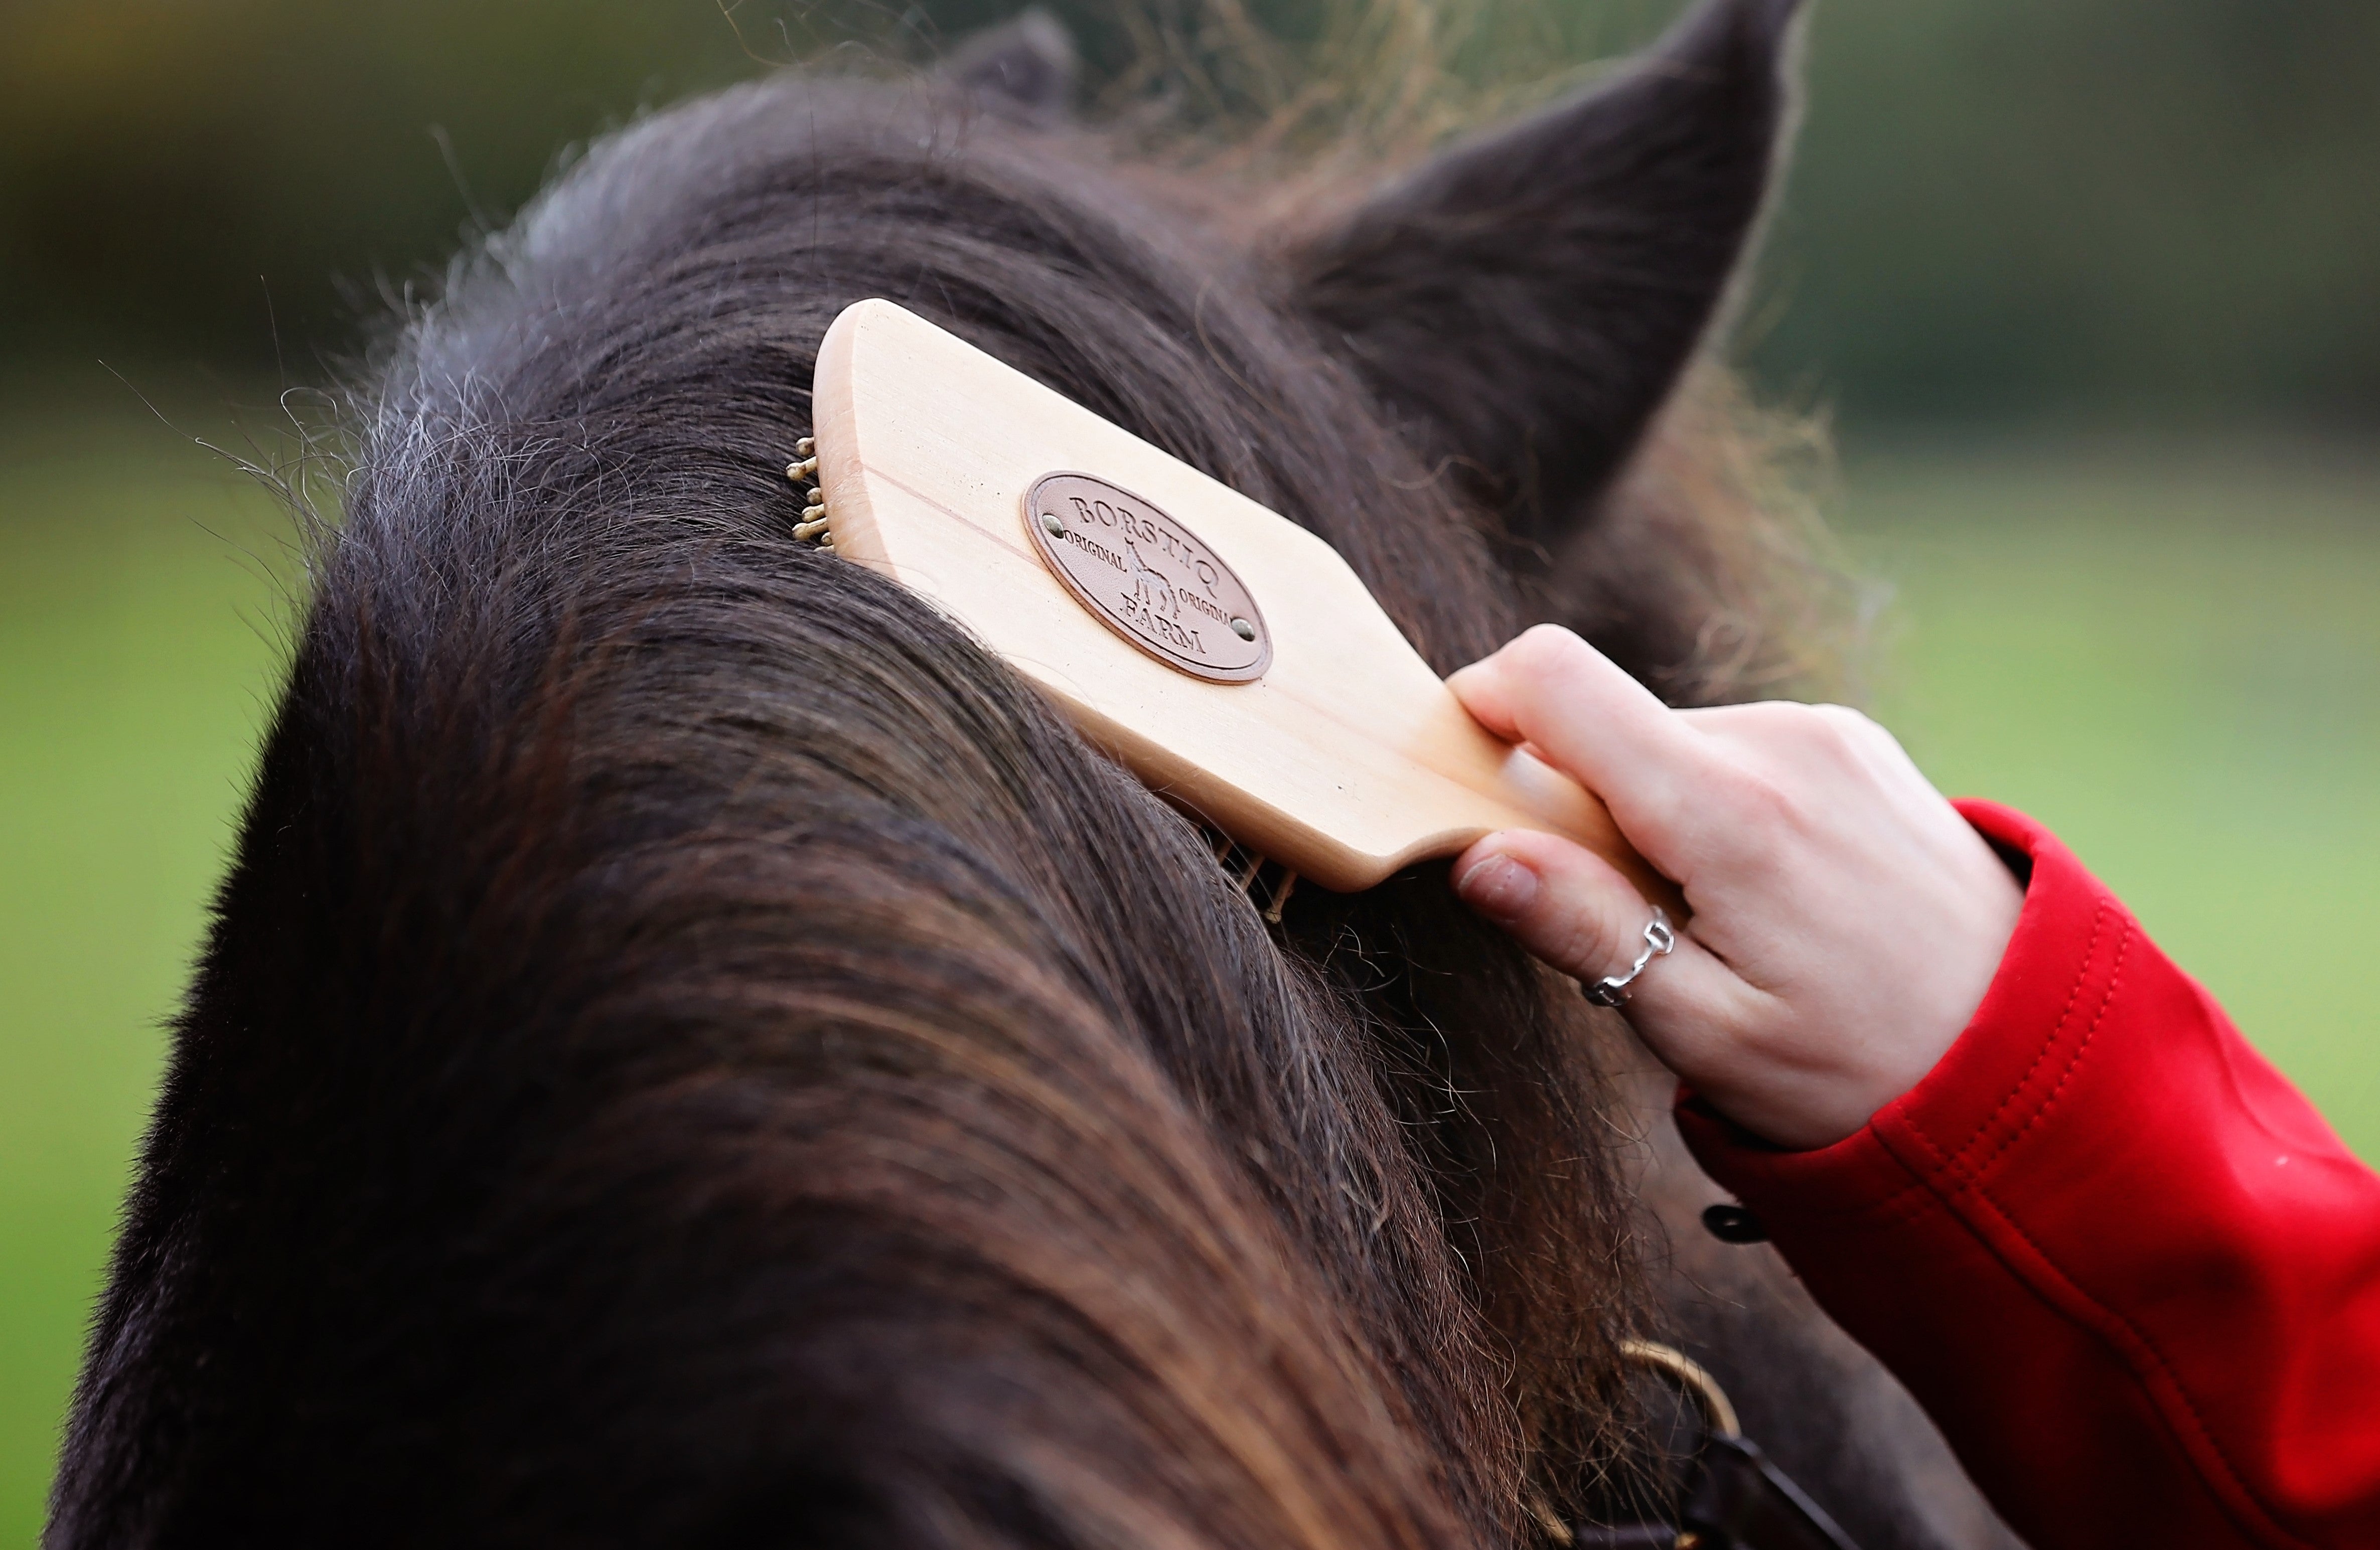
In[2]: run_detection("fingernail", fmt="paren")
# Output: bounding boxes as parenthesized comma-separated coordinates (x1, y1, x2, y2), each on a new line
(1455, 853, 1539, 918)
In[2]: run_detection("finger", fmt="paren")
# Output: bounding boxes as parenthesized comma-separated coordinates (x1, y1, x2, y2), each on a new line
(1449, 625, 1714, 856)
(1810, 702, 1931, 790)
(1451, 828, 1736, 1021)
(1681, 700, 1912, 782)
(1684, 701, 1943, 849)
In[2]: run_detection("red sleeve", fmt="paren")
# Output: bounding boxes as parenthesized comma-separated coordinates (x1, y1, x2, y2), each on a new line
(1676, 800, 2380, 1550)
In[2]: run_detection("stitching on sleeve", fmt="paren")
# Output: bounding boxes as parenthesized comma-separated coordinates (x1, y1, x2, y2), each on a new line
(1889, 948, 2321, 1550)
(1946, 900, 2110, 1168)
(1864, 1177, 1953, 1229)
(1921, 1137, 2317, 1550)
(1967, 924, 2131, 1178)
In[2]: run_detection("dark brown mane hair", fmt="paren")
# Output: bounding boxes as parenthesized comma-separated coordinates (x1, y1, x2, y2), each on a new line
(48, 3, 1852, 1545)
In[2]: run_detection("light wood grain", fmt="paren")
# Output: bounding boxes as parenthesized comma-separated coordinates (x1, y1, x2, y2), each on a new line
(812, 298, 1674, 904)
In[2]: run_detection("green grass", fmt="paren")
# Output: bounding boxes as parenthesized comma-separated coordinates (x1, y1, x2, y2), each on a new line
(0, 417, 2373, 1541)
(1, 413, 300, 1544)
(1839, 441, 2380, 1163)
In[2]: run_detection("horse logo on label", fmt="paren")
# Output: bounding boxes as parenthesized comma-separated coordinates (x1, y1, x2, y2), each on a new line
(1121, 535, 1179, 622)
(1022, 472, 1272, 684)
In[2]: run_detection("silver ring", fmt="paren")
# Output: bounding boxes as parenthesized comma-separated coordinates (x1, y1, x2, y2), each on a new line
(1581, 907, 1676, 1007)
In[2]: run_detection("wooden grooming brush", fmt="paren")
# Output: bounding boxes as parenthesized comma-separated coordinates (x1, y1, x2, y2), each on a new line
(804, 298, 1674, 908)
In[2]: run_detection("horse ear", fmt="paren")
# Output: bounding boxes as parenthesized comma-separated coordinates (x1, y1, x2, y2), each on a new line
(1287, 0, 1803, 547)
(945, 9, 1080, 125)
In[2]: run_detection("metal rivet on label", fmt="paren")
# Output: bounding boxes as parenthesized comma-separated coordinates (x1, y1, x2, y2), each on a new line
(1230, 617, 1256, 641)
(1040, 511, 1067, 538)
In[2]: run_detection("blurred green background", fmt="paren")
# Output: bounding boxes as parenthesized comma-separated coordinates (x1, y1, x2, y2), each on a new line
(3, 0, 2374, 1540)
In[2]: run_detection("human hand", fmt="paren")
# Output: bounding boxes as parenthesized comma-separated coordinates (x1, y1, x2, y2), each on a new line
(1448, 625, 2025, 1150)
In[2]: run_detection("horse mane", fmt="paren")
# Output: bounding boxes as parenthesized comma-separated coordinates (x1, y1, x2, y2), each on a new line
(49, 5, 1856, 1544)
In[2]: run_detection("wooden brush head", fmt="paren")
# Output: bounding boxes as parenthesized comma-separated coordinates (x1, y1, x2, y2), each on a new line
(811, 298, 1670, 903)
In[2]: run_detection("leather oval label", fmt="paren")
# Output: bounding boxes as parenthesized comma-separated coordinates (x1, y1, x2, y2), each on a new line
(1023, 472, 1271, 684)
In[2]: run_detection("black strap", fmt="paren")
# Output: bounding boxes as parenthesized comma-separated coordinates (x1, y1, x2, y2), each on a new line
(1574, 1433, 1862, 1550)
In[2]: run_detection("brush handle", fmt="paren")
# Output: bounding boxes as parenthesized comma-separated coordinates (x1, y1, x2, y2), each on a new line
(811, 299, 1680, 910)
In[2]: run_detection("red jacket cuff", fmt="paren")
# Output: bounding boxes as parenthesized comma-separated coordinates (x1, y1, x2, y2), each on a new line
(1675, 798, 2380, 1550)
(1676, 798, 2118, 1215)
